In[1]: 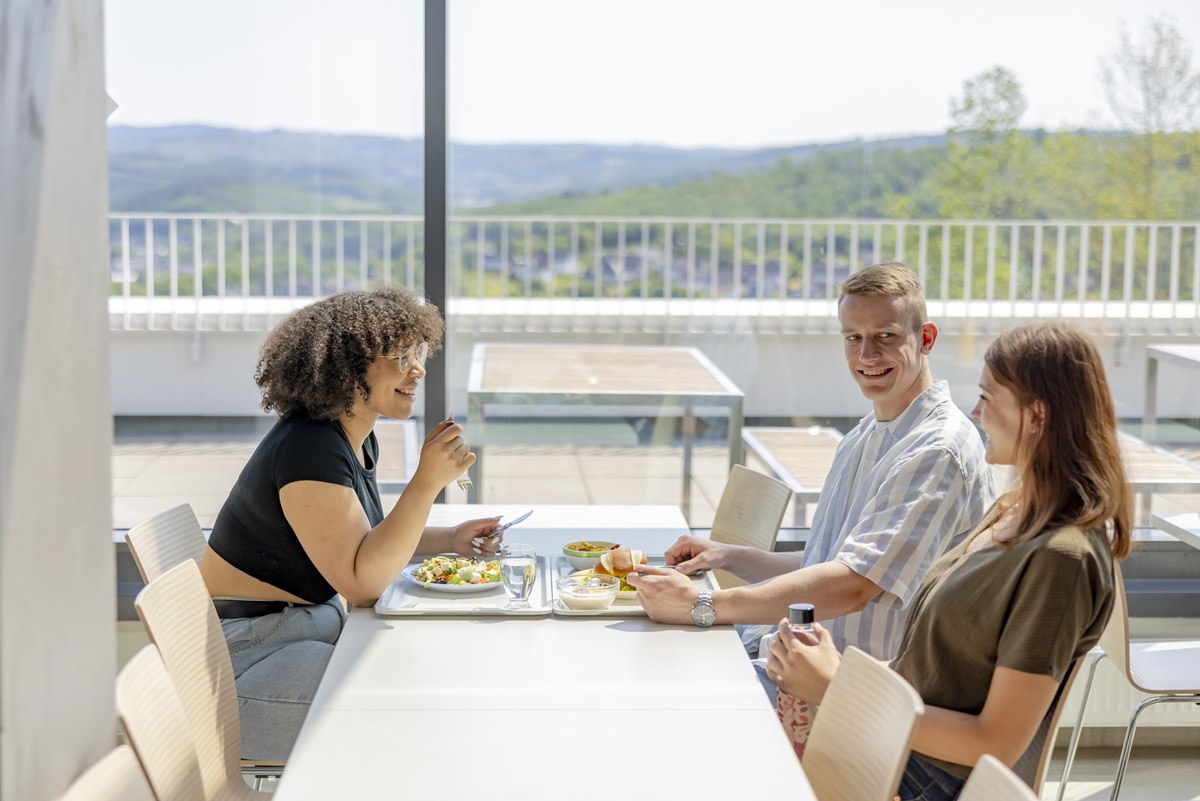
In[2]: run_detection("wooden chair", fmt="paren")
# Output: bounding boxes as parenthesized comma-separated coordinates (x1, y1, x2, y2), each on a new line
(1028, 657, 1084, 792)
(1056, 561, 1200, 801)
(116, 646, 206, 801)
(959, 754, 1039, 801)
(58, 745, 156, 801)
(125, 503, 207, 583)
(802, 646, 925, 801)
(709, 464, 792, 589)
(134, 560, 276, 799)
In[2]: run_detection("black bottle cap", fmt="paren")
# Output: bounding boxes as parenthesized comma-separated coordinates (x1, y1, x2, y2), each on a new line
(788, 603, 815, 626)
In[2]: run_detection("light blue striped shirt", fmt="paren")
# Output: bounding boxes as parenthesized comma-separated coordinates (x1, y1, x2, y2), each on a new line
(803, 380, 995, 660)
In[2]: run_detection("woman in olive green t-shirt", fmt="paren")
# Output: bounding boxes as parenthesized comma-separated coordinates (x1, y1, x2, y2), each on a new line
(768, 322, 1132, 800)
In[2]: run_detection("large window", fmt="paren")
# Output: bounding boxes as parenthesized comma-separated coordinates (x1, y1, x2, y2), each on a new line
(107, 0, 1200, 528)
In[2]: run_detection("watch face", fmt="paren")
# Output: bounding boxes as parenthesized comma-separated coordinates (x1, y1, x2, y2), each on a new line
(692, 600, 716, 627)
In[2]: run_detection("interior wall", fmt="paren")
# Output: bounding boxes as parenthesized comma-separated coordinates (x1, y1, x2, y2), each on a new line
(0, 0, 115, 798)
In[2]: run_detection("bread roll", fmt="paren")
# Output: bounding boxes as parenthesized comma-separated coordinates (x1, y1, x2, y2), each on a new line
(594, 547, 647, 577)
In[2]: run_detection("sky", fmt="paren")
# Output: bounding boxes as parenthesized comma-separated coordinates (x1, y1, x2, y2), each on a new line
(104, 0, 1200, 149)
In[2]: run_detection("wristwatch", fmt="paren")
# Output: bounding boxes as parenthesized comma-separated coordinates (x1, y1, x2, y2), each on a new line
(690, 589, 716, 627)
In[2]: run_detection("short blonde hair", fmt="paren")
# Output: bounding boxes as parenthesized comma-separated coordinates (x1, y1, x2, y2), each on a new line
(839, 262, 927, 332)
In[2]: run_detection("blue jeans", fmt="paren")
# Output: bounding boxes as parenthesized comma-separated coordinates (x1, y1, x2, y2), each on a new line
(222, 597, 347, 760)
(895, 753, 966, 801)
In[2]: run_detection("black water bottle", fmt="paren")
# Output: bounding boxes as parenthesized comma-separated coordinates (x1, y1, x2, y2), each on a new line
(788, 602, 815, 635)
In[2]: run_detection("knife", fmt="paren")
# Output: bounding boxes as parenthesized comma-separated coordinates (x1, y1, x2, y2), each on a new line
(491, 509, 533, 533)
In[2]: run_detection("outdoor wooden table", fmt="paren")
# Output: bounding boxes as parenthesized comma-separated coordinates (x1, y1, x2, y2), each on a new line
(1143, 344, 1200, 444)
(741, 426, 843, 525)
(1119, 432, 1200, 524)
(466, 344, 744, 522)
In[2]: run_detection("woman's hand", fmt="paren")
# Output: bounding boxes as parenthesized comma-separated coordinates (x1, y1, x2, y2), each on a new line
(448, 516, 504, 557)
(766, 620, 841, 703)
(413, 418, 475, 489)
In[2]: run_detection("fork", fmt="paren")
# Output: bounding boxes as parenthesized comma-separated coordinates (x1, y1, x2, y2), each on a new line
(448, 411, 473, 492)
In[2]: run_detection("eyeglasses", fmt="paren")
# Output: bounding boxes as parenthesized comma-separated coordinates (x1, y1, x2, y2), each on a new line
(393, 342, 430, 372)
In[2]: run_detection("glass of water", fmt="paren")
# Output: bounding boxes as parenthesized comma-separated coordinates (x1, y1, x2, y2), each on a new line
(499, 543, 537, 610)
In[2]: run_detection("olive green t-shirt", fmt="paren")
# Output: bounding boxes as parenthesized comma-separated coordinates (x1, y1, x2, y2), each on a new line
(890, 513, 1115, 783)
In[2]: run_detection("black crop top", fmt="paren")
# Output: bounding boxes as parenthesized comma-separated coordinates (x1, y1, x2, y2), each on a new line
(208, 415, 384, 603)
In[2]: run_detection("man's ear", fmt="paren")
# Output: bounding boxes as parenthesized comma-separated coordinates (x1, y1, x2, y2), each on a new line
(919, 322, 938, 354)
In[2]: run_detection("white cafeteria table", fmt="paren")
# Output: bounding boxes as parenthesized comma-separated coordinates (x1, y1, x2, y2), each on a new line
(271, 504, 815, 801)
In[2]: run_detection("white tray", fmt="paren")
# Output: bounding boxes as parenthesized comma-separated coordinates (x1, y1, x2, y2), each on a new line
(549, 555, 717, 617)
(375, 556, 552, 616)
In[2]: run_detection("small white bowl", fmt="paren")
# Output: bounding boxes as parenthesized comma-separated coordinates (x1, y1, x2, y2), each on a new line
(556, 573, 620, 610)
(561, 541, 618, 571)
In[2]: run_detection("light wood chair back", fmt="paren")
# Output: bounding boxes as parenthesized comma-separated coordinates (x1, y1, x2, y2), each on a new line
(1029, 657, 1083, 791)
(125, 503, 207, 583)
(135, 560, 266, 799)
(802, 646, 925, 801)
(58, 745, 156, 801)
(959, 754, 1039, 801)
(710, 464, 792, 588)
(116, 646, 205, 801)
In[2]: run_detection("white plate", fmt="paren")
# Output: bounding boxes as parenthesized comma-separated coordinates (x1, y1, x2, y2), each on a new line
(401, 564, 505, 594)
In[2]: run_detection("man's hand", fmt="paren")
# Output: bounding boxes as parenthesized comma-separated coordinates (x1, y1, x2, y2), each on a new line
(625, 564, 700, 625)
(664, 535, 735, 574)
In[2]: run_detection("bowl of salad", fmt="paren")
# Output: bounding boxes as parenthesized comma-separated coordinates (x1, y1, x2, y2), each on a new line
(561, 540, 618, 571)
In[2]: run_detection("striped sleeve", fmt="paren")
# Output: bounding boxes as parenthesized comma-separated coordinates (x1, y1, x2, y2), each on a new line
(834, 443, 969, 608)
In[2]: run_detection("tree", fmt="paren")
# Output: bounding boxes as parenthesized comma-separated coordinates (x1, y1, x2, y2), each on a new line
(933, 66, 1032, 218)
(1100, 15, 1200, 217)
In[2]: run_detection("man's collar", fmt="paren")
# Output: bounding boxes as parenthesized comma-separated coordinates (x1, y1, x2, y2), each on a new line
(873, 380, 951, 436)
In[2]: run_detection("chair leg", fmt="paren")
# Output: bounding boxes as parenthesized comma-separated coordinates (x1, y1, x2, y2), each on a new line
(1108, 695, 1181, 801)
(1055, 650, 1107, 801)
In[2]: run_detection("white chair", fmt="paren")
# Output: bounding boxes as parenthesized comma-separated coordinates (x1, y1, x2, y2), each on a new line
(1057, 561, 1200, 801)
(802, 646, 925, 801)
(135, 560, 276, 799)
(116, 646, 206, 801)
(57, 745, 156, 801)
(709, 464, 792, 589)
(125, 503, 207, 583)
(958, 754, 1039, 801)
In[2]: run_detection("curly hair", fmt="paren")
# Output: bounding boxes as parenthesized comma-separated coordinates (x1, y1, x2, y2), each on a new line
(256, 287, 445, 421)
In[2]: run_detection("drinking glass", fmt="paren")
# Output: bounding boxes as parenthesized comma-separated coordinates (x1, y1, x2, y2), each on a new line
(499, 543, 537, 610)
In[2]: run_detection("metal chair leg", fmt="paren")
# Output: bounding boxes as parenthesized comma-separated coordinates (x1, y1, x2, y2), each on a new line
(1109, 695, 1180, 801)
(1055, 649, 1107, 801)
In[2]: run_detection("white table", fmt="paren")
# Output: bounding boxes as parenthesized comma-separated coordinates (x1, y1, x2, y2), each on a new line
(272, 504, 815, 801)
(1143, 344, 1200, 443)
(466, 344, 745, 521)
(1151, 512, 1200, 551)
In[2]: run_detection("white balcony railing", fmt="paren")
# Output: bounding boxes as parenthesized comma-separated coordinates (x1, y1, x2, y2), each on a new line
(108, 214, 1200, 334)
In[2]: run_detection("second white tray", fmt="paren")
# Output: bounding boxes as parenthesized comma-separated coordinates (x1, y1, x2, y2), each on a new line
(549, 555, 717, 616)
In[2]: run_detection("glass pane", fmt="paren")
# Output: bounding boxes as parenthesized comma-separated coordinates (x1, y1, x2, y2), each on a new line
(445, 0, 1200, 527)
(105, 0, 423, 528)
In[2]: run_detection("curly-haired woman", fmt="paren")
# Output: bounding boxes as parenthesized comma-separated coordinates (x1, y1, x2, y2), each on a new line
(767, 322, 1131, 799)
(198, 287, 500, 760)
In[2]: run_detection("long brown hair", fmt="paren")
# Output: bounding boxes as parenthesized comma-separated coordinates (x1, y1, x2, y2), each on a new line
(985, 323, 1132, 558)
